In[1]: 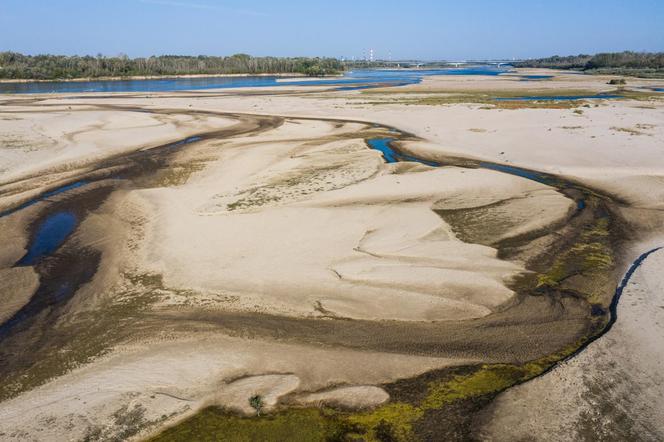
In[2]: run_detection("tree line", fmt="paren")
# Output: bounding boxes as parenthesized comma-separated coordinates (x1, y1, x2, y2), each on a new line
(0, 52, 344, 80)
(516, 51, 664, 71)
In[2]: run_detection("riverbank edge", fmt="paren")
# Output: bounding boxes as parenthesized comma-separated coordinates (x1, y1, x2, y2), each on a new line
(0, 72, 345, 84)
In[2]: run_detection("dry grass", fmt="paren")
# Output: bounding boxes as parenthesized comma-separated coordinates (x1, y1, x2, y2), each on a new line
(610, 126, 649, 136)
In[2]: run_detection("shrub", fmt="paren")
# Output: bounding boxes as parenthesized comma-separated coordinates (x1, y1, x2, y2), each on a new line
(249, 395, 264, 416)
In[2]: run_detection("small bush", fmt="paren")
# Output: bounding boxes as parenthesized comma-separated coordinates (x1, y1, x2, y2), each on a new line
(249, 395, 264, 416)
(608, 78, 627, 85)
(375, 419, 398, 442)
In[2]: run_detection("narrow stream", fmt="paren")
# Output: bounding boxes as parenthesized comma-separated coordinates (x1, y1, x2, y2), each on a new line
(15, 211, 78, 266)
(367, 138, 440, 167)
(0, 180, 88, 218)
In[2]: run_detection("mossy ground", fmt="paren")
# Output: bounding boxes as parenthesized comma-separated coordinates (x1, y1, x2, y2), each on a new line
(536, 216, 615, 304)
(151, 345, 585, 442)
(353, 87, 661, 109)
(356, 94, 583, 109)
(150, 408, 355, 442)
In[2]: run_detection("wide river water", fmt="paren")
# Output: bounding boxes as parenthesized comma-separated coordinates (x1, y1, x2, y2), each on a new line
(0, 67, 508, 94)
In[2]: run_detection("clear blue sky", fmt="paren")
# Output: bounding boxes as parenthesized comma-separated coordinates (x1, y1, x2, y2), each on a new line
(1, 0, 663, 60)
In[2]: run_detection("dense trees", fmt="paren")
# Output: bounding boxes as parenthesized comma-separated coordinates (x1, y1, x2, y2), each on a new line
(515, 54, 593, 69)
(516, 51, 664, 76)
(0, 52, 344, 80)
(585, 51, 664, 69)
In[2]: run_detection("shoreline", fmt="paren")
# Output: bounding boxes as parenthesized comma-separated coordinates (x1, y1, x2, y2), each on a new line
(0, 72, 344, 84)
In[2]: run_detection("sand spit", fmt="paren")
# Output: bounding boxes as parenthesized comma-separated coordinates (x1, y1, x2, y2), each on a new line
(0, 69, 663, 440)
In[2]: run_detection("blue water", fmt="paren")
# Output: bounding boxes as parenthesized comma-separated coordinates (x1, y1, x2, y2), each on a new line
(367, 138, 439, 167)
(166, 135, 202, 149)
(15, 211, 78, 266)
(495, 94, 622, 101)
(367, 137, 591, 212)
(368, 138, 399, 163)
(0, 67, 509, 94)
(613, 247, 662, 308)
(0, 180, 88, 218)
(478, 162, 556, 186)
(367, 138, 562, 186)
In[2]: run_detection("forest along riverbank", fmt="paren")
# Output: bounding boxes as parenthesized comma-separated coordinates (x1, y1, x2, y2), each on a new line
(0, 67, 508, 94)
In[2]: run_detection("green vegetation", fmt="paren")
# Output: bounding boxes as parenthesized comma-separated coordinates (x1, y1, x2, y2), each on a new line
(610, 126, 651, 136)
(516, 51, 664, 78)
(150, 408, 354, 442)
(356, 89, 598, 109)
(152, 349, 585, 442)
(536, 217, 615, 303)
(249, 395, 264, 416)
(515, 54, 593, 69)
(0, 52, 343, 80)
(153, 157, 212, 187)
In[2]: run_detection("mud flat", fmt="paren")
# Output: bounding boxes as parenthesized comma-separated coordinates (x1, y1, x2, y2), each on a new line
(0, 69, 663, 440)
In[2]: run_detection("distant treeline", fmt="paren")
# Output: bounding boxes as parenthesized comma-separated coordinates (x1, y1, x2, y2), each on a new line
(516, 51, 664, 77)
(0, 52, 344, 80)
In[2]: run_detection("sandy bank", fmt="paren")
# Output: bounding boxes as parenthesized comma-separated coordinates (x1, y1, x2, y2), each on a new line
(477, 242, 664, 441)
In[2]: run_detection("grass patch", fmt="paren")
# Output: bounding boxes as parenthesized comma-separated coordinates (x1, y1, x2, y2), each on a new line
(536, 216, 614, 303)
(356, 94, 582, 109)
(361, 88, 600, 98)
(151, 343, 588, 442)
(150, 408, 354, 442)
(353, 89, 604, 109)
(609, 88, 662, 101)
(152, 158, 212, 187)
(610, 126, 649, 136)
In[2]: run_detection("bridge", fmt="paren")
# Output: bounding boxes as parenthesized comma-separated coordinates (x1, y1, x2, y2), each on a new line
(344, 59, 522, 68)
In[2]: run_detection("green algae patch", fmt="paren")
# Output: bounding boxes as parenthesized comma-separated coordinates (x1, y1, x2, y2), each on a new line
(151, 407, 353, 442)
(536, 216, 615, 302)
(346, 402, 424, 441)
(355, 88, 614, 109)
(153, 159, 209, 187)
(422, 365, 521, 410)
(150, 346, 593, 442)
